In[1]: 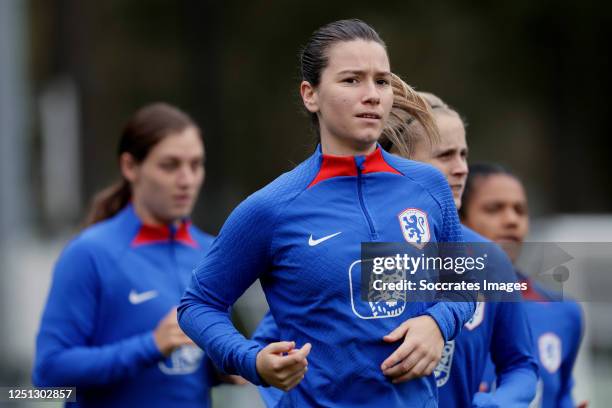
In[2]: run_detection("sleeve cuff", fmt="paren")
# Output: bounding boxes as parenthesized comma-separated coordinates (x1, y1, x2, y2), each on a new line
(423, 303, 452, 342)
(472, 391, 499, 408)
(242, 345, 266, 386)
(141, 331, 165, 362)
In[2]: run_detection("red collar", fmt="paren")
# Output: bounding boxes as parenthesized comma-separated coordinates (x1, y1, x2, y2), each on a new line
(308, 146, 401, 188)
(520, 278, 546, 302)
(131, 221, 198, 248)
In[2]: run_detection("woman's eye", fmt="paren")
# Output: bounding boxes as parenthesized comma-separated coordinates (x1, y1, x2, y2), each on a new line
(343, 78, 358, 84)
(484, 204, 501, 214)
(160, 162, 177, 171)
(515, 205, 527, 216)
(377, 79, 389, 86)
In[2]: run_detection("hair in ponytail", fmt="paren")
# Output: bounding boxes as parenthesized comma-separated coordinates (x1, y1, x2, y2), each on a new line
(84, 102, 200, 226)
(379, 73, 440, 157)
(300, 19, 386, 136)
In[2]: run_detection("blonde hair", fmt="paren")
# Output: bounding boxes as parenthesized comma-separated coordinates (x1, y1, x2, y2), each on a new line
(381, 75, 461, 158)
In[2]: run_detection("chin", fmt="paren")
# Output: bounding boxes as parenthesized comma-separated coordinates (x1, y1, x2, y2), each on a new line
(165, 206, 193, 222)
(350, 133, 381, 148)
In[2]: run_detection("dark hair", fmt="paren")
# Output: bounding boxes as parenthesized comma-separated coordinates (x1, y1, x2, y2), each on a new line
(300, 19, 386, 132)
(84, 102, 200, 226)
(459, 163, 519, 220)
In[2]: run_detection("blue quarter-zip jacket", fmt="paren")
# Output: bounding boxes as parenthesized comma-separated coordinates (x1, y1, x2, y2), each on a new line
(436, 226, 538, 408)
(33, 204, 217, 407)
(178, 146, 476, 407)
(481, 276, 583, 408)
(251, 226, 538, 408)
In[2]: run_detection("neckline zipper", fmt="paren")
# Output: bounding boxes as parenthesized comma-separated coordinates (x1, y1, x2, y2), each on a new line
(356, 159, 378, 241)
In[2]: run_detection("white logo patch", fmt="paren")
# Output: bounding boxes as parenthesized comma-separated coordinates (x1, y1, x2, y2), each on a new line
(464, 302, 486, 330)
(128, 289, 158, 305)
(308, 232, 342, 247)
(398, 208, 430, 248)
(348, 260, 407, 319)
(159, 345, 203, 375)
(538, 333, 562, 374)
(434, 340, 455, 387)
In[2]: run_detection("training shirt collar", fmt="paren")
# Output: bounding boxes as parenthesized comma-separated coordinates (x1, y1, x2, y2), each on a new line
(308, 144, 401, 188)
(121, 204, 198, 248)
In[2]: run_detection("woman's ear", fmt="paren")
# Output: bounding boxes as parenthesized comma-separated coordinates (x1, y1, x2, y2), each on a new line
(119, 152, 139, 183)
(300, 81, 319, 113)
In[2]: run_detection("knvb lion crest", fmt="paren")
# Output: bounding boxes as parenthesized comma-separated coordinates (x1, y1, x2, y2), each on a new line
(158, 345, 203, 375)
(538, 333, 562, 374)
(398, 208, 430, 248)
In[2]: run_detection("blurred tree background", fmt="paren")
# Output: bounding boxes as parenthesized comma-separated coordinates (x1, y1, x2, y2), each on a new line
(28, 0, 612, 235)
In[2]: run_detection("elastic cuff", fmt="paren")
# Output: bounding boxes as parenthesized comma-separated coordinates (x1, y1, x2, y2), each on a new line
(243, 345, 265, 386)
(423, 303, 451, 342)
(142, 331, 165, 362)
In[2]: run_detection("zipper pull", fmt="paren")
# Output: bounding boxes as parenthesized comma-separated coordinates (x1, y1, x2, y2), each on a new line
(355, 155, 366, 173)
(168, 223, 177, 241)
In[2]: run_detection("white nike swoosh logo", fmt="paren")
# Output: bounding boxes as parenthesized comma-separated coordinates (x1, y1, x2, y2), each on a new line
(129, 290, 158, 305)
(308, 232, 342, 246)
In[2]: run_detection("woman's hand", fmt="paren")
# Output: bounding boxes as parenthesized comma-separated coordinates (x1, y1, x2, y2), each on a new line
(256, 341, 311, 391)
(381, 315, 444, 383)
(153, 308, 195, 356)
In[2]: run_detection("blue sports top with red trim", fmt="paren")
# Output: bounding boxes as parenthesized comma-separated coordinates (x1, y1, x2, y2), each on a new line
(437, 226, 538, 408)
(481, 274, 583, 408)
(178, 145, 476, 408)
(33, 204, 216, 408)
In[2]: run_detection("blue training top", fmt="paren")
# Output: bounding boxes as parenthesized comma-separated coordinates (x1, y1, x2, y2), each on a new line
(178, 145, 476, 407)
(33, 204, 217, 408)
(251, 225, 538, 408)
(436, 226, 538, 408)
(481, 275, 583, 408)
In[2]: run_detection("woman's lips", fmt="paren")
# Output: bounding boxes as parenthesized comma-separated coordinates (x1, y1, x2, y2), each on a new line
(173, 195, 192, 204)
(496, 235, 521, 243)
(355, 113, 381, 123)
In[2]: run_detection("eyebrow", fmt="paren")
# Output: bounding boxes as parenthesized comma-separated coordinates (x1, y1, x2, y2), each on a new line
(434, 146, 468, 154)
(433, 147, 455, 154)
(158, 153, 204, 161)
(336, 69, 392, 76)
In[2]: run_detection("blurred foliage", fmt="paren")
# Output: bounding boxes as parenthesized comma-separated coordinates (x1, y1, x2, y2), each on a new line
(29, 0, 612, 233)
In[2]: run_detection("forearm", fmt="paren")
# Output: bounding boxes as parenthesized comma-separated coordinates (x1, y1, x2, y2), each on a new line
(424, 301, 475, 341)
(178, 286, 264, 385)
(492, 366, 538, 406)
(33, 331, 162, 387)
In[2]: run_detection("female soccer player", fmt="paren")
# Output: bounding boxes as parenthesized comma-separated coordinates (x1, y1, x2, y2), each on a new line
(178, 19, 476, 407)
(460, 163, 584, 408)
(380, 82, 538, 407)
(249, 72, 447, 408)
(33, 103, 219, 407)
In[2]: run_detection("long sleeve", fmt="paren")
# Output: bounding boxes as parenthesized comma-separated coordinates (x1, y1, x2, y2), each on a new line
(32, 240, 163, 387)
(424, 176, 476, 342)
(252, 311, 281, 346)
(178, 195, 276, 386)
(557, 302, 583, 408)
(482, 301, 538, 407)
